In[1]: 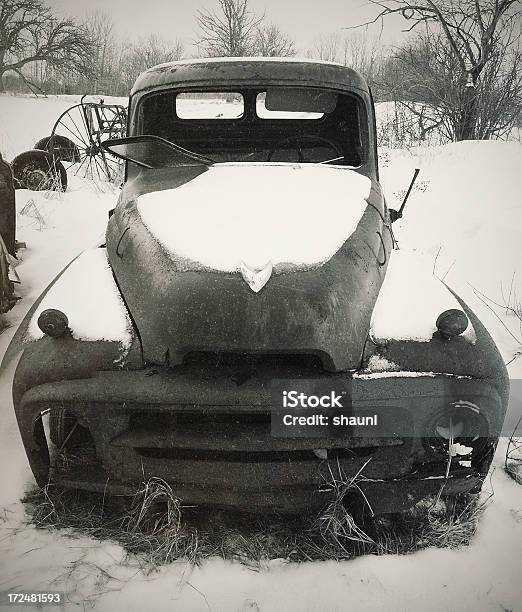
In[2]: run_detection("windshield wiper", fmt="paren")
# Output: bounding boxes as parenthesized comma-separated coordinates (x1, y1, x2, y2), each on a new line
(318, 156, 345, 164)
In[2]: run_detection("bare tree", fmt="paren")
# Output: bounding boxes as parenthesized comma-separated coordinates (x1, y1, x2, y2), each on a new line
(380, 21, 522, 142)
(85, 9, 116, 95)
(380, 35, 459, 143)
(253, 23, 295, 57)
(310, 32, 342, 62)
(306, 31, 386, 95)
(356, 0, 522, 140)
(342, 32, 384, 85)
(196, 0, 264, 57)
(0, 0, 94, 92)
(130, 34, 184, 69)
(119, 35, 184, 93)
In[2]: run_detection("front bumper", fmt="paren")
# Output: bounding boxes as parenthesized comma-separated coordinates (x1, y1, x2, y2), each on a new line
(15, 366, 502, 514)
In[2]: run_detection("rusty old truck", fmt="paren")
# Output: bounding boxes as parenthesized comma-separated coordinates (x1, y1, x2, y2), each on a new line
(6, 58, 508, 516)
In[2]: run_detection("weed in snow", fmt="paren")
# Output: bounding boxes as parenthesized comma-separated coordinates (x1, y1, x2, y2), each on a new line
(505, 413, 522, 485)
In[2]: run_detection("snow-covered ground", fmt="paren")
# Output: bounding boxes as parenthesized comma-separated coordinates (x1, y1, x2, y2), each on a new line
(0, 94, 522, 612)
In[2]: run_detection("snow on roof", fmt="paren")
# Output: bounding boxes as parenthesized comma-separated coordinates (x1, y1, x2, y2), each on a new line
(148, 57, 347, 70)
(137, 163, 371, 273)
(27, 248, 132, 348)
(370, 249, 476, 343)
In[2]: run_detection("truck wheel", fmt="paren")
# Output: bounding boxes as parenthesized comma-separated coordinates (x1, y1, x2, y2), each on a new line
(34, 136, 80, 163)
(11, 149, 67, 191)
(49, 407, 77, 448)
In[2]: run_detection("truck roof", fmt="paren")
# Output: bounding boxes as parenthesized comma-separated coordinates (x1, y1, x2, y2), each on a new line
(130, 57, 370, 96)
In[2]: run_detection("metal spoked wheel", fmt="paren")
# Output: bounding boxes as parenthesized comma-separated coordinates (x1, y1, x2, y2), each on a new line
(44, 98, 127, 184)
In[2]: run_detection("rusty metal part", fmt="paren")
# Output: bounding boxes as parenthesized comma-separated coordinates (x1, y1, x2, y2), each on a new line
(0, 152, 16, 255)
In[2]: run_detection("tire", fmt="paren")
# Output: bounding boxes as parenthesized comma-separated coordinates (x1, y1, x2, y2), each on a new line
(49, 407, 77, 448)
(34, 135, 80, 163)
(11, 149, 67, 191)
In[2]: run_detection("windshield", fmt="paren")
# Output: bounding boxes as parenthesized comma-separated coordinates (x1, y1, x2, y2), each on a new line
(136, 87, 367, 167)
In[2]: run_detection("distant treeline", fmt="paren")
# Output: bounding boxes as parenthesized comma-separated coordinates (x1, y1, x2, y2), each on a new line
(1, 0, 520, 142)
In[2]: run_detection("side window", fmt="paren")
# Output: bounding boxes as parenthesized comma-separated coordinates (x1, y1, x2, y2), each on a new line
(256, 92, 324, 120)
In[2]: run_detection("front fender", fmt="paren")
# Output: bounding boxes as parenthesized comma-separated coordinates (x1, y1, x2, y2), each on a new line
(8, 246, 143, 488)
(6, 246, 143, 404)
(363, 287, 509, 407)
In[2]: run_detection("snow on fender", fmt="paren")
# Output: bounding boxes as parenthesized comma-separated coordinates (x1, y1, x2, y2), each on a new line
(370, 249, 476, 343)
(27, 248, 133, 348)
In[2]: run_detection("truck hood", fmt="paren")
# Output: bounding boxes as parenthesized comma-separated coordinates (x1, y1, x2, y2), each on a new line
(136, 163, 371, 276)
(107, 163, 389, 371)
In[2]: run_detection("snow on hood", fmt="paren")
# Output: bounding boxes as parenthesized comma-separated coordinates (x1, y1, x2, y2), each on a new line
(27, 248, 132, 347)
(370, 250, 476, 343)
(137, 164, 371, 272)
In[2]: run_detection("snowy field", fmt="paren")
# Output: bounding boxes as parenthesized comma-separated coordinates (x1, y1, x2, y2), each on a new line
(0, 93, 522, 611)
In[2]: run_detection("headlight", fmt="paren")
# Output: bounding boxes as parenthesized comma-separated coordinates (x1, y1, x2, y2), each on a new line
(436, 309, 469, 338)
(37, 308, 69, 337)
(424, 402, 489, 458)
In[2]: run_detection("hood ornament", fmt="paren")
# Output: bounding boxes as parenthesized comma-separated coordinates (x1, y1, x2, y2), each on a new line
(240, 261, 273, 293)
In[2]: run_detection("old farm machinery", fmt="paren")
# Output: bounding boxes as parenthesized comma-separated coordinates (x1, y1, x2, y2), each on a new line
(12, 96, 127, 191)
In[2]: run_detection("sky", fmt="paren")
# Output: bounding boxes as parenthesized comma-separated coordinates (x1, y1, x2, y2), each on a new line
(46, 0, 410, 57)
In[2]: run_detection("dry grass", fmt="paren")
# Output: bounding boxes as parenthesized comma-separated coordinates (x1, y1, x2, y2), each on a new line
(22, 466, 489, 569)
(505, 441, 522, 484)
(470, 275, 522, 366)
(393, 494, 486, 551)
(312, 458, 376, 557)
(505, 414, 522, 485)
